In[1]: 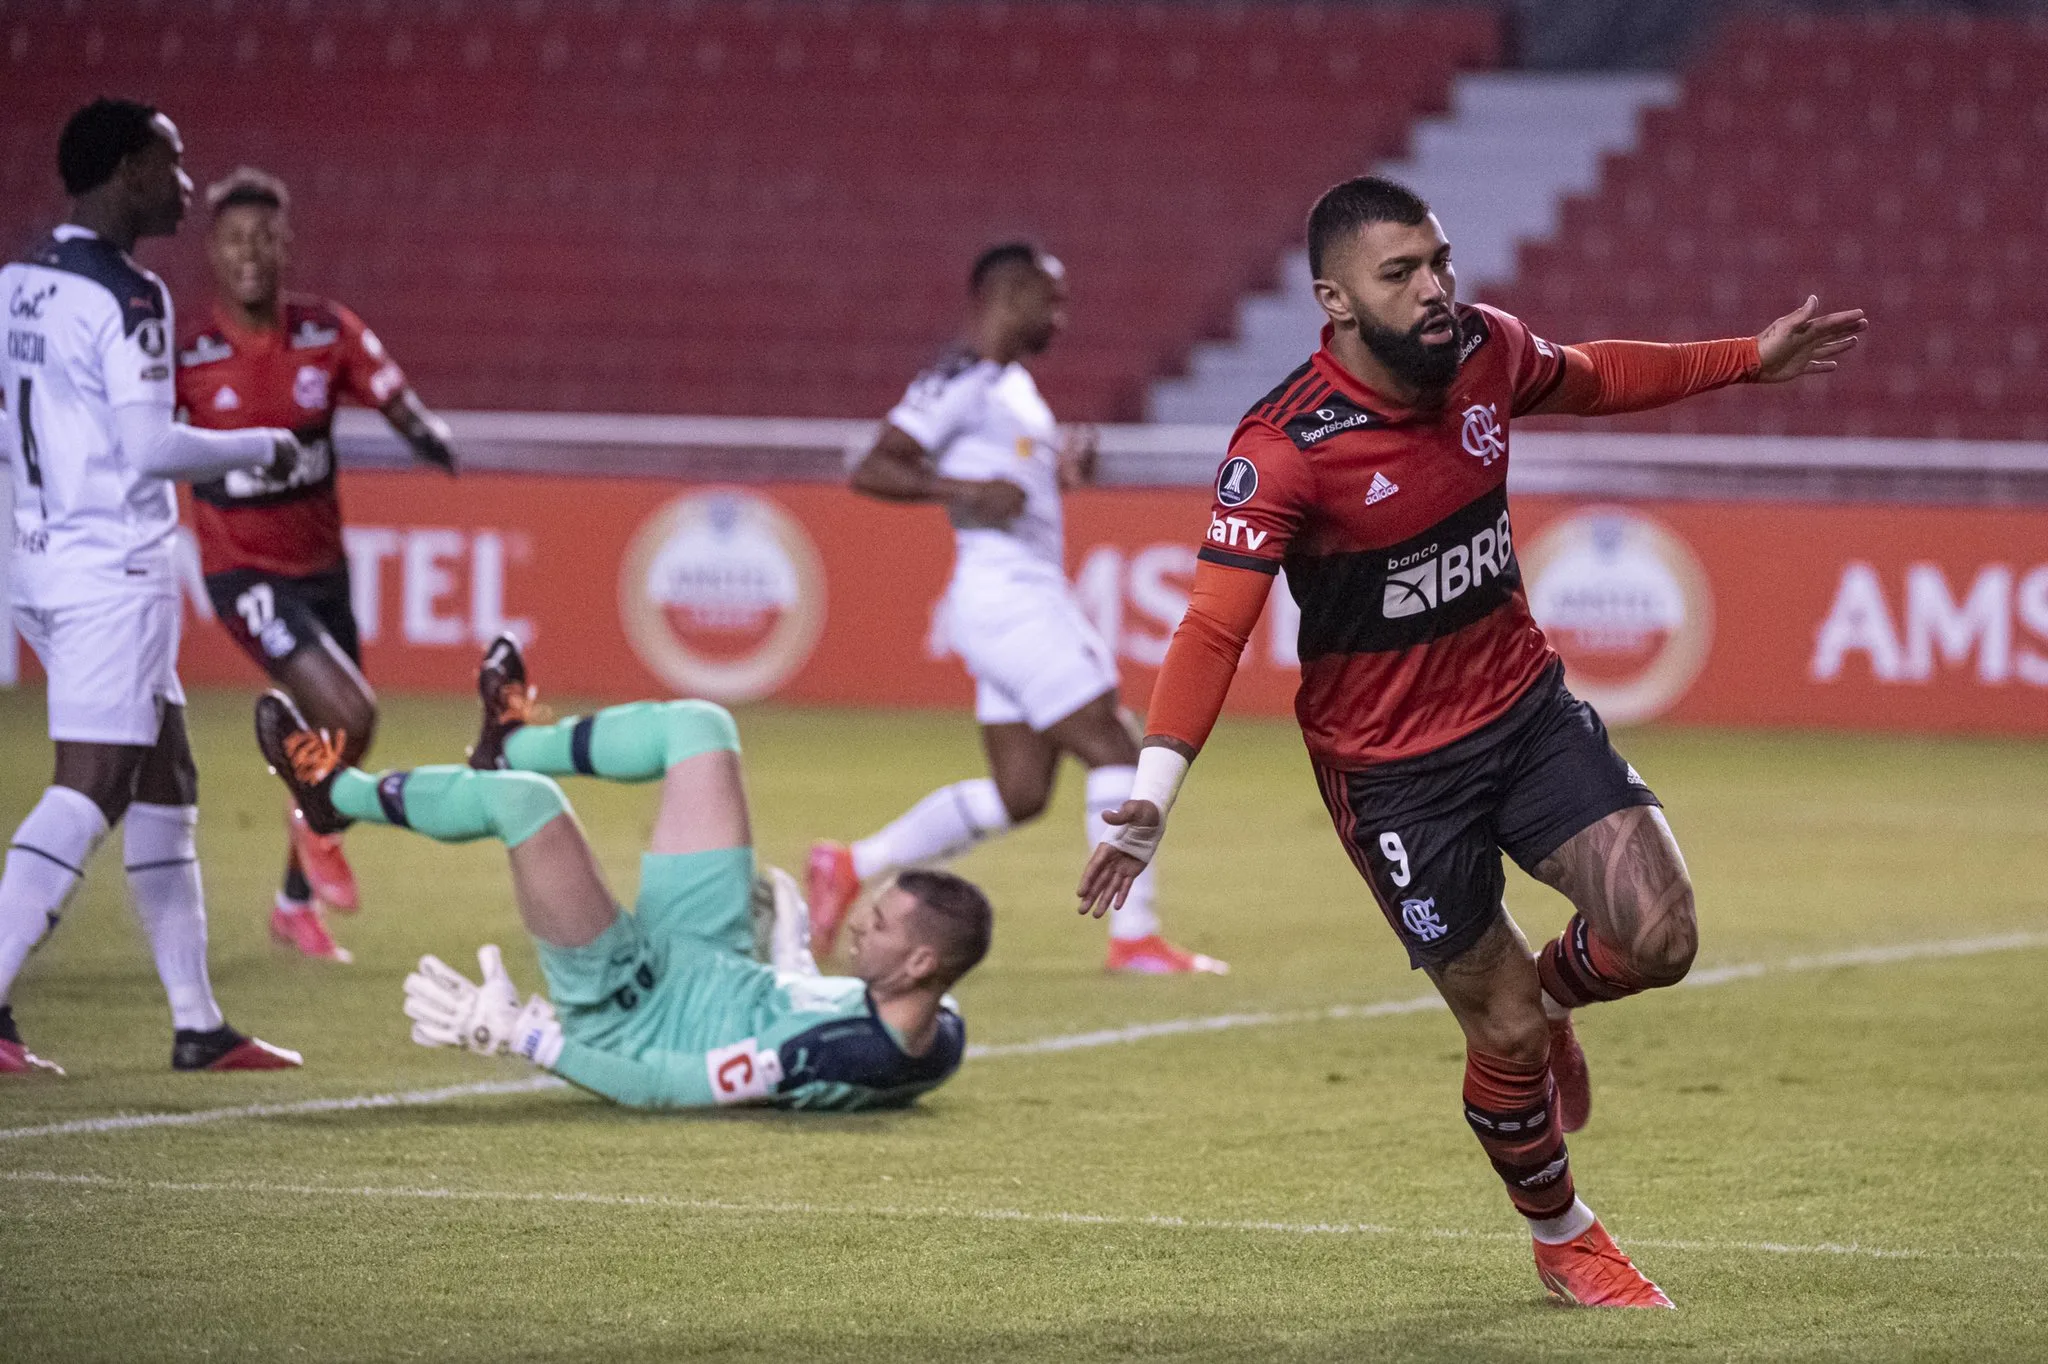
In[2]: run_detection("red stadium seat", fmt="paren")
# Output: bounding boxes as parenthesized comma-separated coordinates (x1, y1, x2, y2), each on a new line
(1, 0, 1496, 419)
(1492, 13, 2047, 440)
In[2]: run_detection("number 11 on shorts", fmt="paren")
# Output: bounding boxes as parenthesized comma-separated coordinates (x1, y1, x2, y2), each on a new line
(1378, 831, 1411, 887)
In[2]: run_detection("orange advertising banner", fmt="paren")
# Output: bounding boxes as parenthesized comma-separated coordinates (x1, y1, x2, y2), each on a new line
(104, 472, 2048, 736)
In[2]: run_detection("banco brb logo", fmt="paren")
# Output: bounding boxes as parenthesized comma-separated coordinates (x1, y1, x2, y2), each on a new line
(1523, 508, 1712, 725)
(620, 490, 825, 702)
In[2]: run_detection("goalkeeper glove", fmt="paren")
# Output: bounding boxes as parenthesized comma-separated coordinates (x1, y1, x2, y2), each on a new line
(403, 944, 563, 1067)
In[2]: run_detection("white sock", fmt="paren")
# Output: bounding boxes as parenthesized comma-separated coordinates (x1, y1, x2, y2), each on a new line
(1528, 1197, 1597, 1245)
(0, 787, 108, 1004)
(1086, 765, 1161, 942)
(851, 778, 1013, 880)
(124, 803, 224, 1032)
(1541, 990, 1570, 1021)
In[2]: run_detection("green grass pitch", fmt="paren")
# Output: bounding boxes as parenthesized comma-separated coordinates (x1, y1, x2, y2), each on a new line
(1, 685, 2044, 1362)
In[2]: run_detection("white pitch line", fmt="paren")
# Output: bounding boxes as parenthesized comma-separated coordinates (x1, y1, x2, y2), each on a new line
(966, 992, 1446, 1058)
(2, 929, 2042, 1144)
(0, 1075, 565, 1143)
(970, 928, 2048, 1059)
(6, 1169, 2040, 1264)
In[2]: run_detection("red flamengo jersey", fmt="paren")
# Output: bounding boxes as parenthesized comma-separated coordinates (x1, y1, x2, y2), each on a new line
(1199, 303, 1569, 767)
(176, 295, 406, 577)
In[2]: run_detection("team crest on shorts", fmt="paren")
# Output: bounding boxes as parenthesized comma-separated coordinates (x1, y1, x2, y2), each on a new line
(1400, 896, 1448, 942)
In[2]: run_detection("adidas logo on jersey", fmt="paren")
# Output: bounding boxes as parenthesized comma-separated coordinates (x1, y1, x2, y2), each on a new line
(212, 386, 241, 411)
(1364, 472, 1400, 506)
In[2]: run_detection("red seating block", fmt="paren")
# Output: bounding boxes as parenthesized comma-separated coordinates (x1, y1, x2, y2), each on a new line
(1, 1, 1498, 418)
(1489, 13, 2047, 441)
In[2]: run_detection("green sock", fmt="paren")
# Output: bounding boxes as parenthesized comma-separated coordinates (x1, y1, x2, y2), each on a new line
(331, 765, 569, 849)
(501, 700, 740, 784)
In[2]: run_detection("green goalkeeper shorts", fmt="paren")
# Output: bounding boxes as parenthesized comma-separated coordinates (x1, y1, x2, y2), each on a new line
(534, 847, 769, 1056)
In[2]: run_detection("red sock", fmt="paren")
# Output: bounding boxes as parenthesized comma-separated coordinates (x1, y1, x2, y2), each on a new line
(1538, 912, 1649, 1010)
(1464, 1047, 1575, 1220)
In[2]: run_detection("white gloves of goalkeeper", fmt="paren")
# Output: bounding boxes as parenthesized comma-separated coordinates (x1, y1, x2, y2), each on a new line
(403, 944, 564, 1068)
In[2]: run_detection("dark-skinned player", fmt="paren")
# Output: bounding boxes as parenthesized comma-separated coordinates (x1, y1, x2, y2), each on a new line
(175, 167, 457, 962)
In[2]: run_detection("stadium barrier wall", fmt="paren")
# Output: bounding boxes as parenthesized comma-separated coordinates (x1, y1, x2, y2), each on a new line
(6, 414, 2046, 735)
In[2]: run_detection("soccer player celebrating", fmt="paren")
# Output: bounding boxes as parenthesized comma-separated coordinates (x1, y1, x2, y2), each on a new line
(810, 244, 1222, 975)
(0, 100, 305, 1075)
(1077, 178, 1867, 1306)
(257, 636, 988, 1110)
(177, 166, 457, 963)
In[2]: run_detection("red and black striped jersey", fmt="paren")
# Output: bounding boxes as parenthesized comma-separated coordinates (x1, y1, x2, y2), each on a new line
(176, 295, 406, 578)
(1199, 303, 1568, 767)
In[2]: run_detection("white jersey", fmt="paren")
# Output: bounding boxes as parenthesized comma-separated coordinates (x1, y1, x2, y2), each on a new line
(3, 225, 181, 608)
(885, 349, 1064, 588)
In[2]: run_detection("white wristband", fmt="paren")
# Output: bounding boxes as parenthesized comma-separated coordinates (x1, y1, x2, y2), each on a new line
(510, 998, 564, 1069)
(1128, 745, 1191, 817)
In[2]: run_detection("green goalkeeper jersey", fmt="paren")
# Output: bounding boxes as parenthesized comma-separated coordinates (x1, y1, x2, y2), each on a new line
(535, 848, 966, 1111)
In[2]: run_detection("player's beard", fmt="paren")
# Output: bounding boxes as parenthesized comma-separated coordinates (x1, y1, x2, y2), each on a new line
(1357, 308, 1462, 396)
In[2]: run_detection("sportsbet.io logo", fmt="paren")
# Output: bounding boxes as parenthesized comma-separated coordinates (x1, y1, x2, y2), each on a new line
(1524, 508, 1714, 725)
(619, 490, 826, 702)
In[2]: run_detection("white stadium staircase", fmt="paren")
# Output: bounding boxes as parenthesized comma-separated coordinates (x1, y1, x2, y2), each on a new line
(1147, 73, 1679, 424)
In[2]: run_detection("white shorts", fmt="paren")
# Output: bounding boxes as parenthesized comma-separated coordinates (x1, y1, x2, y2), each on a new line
(945, 575, 1119, 732)
(14, 592, 186, 745)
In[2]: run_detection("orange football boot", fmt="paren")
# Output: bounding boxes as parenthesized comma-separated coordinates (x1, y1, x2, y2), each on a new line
(1533, 1219, 1674, 1309)
(1105, 934, 1230, 975)
(270, 895, 353, 964)
(288, 807, 358, 910)
(806, 841, 861, 954)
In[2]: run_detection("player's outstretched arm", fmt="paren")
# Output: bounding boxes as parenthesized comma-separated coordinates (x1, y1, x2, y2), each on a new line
(381, 388, 457, 473)
(117, 401, 300, 483)
(1076, 560, 1271, 917)
(1528, 296, 1867, 418)
(849, 424, 1026, 526)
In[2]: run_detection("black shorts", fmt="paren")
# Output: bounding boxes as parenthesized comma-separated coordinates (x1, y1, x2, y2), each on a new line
(1315, 662, 1659, 971)
(205, 565, 362, 675)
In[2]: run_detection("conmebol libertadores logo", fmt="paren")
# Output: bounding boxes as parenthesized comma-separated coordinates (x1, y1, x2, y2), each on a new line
(619, 490, 825, 702)
(1523, 508, 1713, 725)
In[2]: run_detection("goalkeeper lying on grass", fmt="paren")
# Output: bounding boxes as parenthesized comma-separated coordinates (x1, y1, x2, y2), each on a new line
(256, 635, 991, 1111)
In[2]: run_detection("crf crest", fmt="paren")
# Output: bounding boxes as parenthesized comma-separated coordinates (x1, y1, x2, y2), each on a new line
(1461, 403, 1506, 467)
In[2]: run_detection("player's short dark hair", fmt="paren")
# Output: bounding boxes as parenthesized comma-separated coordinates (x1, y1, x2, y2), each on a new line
(969, 241, 1046, 298)
(898, 868, 993, 984)
(207, 166, 290, 217)
(1307, 176, 1432, 278)
(58, 97, 162, 196)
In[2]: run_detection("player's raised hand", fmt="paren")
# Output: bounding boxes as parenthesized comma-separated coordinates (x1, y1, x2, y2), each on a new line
(403, 952, 485, 1050)
(412, 410, 457, 474)
(1755, 295, 1868, 382)
(1076, 799, 1162, 919)
(1057, 424, 1100, 491)
(403, 946, 517, 1054)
